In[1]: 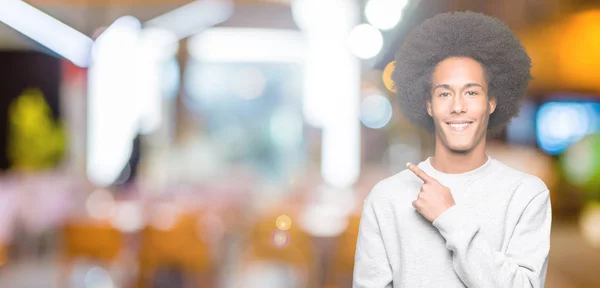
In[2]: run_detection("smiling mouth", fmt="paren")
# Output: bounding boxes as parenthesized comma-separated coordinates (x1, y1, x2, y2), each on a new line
(446, 121, 473, 132)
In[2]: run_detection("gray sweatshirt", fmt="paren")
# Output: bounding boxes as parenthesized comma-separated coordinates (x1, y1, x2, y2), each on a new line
(353, 156, 551, 287)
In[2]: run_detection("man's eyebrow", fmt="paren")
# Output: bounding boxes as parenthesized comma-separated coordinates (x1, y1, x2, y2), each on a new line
(434, 84, 451, 90)
(433, 83, 483, 90)
(464, 83, 483, 89)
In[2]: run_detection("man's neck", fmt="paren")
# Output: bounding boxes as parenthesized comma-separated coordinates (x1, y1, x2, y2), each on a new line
(431, 138, 489, 174)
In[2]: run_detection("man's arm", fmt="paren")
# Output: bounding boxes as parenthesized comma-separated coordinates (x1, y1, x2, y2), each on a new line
(432, 190, 552, 288)
(353, 197, 393, 288)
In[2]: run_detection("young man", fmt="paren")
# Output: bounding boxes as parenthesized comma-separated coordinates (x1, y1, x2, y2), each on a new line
(353, 11, 551, 288)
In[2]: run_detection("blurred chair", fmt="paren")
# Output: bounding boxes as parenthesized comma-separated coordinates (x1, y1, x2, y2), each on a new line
(137, 211, 214, 288)
(62, 220, 123, 263)
(0, 243, 6, 267)
(239, 210, 319, 288)
(326, 214, 361, 288)
(60, 220, 124, 286)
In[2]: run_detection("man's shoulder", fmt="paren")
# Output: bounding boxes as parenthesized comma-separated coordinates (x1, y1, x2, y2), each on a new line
(492, 159, 549, 196)
(365, 169, 418, 204)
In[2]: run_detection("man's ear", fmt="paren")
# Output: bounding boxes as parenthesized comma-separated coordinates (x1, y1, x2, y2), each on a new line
(489, 97, 497, 114)
(426, 100, 433, 117)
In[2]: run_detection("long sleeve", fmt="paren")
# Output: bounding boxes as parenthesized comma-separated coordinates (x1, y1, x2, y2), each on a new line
(432, 190, 552, 288)
(353, 197, 393, 288)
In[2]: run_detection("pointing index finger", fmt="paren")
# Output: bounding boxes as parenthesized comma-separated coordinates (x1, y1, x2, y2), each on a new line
(406, 162, 433, 183)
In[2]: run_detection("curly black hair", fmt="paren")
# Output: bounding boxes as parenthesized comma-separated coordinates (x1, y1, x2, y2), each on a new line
(391, 11, 532, 134)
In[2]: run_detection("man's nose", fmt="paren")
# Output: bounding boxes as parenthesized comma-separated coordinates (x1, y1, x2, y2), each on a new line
(452, 95, 466, 113)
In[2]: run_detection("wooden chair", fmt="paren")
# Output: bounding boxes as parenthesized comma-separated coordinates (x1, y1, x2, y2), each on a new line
(239, 210, 319, 288)
(0, 243, 6, 267)
(137, 211, 214, 288)
(60, 220, 124, 286)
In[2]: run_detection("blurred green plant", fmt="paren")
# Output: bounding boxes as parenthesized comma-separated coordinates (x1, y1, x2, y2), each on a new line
(7, 88, 66, 171)
(559, 133, 600, 202)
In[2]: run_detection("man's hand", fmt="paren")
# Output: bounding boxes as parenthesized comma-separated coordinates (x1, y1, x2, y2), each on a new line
(407, 162, 456, 222)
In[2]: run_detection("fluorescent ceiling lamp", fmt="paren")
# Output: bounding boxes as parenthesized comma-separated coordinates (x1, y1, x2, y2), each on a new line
(87, 16, 142, 187)
(0, 0, 93, 67)
(292, 0, 361, 189)
(145, 0, 234, 40)
(188, 28, 305, 63)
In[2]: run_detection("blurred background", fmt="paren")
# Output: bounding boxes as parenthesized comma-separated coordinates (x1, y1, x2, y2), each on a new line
(0, 0, 599, 287)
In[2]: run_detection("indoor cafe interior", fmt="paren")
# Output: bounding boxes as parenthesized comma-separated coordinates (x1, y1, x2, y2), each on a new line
(0, 0, 599, 287)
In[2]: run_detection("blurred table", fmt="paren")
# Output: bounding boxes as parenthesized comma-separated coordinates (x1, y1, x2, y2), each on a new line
(546, 221, 600, 288)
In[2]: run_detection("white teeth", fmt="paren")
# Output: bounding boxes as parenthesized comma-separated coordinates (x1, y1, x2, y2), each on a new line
(448, 122, 471, 130)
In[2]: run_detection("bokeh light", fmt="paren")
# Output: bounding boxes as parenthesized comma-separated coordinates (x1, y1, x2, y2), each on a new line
(580, 202, 600, 248)
(298, 194, 350, 238)
(536, 102, 597, 155)
(347, 24, 383, 59)
(360, 94, 393, 129)
(84, 266, 114, 288)
(109, 201, 144, 233)
(382, 61, 396, 93)
(365, 0, 408, 30)
(561, 134, 600, 187)
(149, 202, 180, 231)
(271, 230, 290, 248)
(275, 215, 292, 231)
(85, 189, 116, 220)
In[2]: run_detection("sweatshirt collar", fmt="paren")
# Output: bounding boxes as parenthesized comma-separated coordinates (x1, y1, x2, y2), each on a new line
(418, 155, 495, 185)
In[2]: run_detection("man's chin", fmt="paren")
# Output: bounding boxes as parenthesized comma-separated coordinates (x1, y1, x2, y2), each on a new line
(436, 129, 479, 153)
(446, 143, 474, 154)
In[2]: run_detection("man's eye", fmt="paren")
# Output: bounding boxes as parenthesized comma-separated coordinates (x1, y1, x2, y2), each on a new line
(439, 92, 450, 97)
(466, 91, 478, 96)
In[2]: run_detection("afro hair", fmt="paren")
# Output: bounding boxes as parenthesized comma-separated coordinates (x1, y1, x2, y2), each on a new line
(391, 11, 532, 134)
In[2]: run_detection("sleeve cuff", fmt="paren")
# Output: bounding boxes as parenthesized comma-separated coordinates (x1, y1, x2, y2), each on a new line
(432, 205, 479, 243)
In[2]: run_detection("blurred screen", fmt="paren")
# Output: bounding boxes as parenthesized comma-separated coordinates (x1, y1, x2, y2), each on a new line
(536, 99, 600, 155)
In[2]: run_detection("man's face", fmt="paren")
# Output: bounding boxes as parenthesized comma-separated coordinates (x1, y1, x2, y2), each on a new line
(427, 57, 496, 153)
